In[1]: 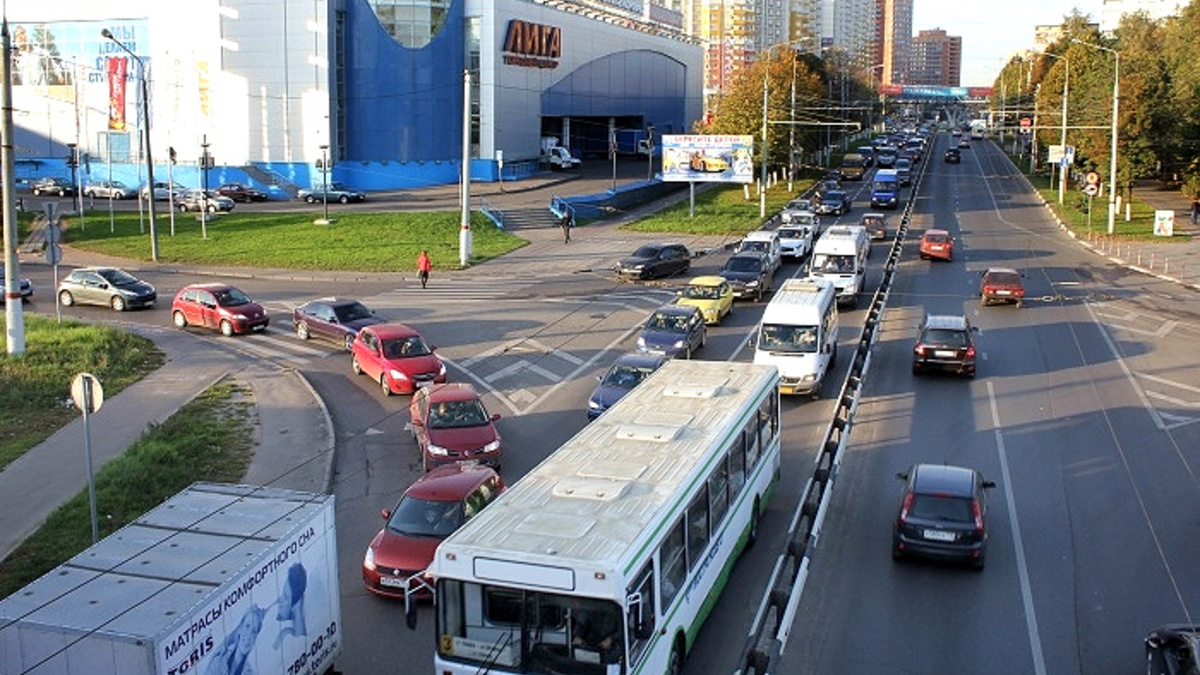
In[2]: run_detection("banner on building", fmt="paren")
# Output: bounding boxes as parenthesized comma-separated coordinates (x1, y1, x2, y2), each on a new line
(107, 57, 127, 131)
(661, 135, 754, 184)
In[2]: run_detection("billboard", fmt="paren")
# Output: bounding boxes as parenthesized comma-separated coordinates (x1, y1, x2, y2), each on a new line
(661, 134, 754, 183)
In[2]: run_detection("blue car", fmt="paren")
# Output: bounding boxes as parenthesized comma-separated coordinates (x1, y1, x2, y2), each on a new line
(636, 304, 707, 359)
(587, 353, 668, 420)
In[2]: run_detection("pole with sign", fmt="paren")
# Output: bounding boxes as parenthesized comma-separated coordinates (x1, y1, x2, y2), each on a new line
(45, 221, 63, 323)
(71, 373, 105, 544)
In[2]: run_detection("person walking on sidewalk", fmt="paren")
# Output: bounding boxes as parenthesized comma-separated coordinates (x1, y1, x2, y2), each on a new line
(416, 250, 432, 289)
(560, 211, 573, 244)
(1190, 198, 1199, 226)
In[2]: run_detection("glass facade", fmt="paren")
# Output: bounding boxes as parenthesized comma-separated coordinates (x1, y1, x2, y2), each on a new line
(369, 0, 452, 48)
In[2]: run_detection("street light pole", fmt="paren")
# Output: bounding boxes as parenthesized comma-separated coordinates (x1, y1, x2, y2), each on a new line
(318, 144, 330, 224)
(1072, 39, 1120, 234)
(101, 28, 159, 261)
(1045, 52, 1069, 204)
(760, 39, 809, 217)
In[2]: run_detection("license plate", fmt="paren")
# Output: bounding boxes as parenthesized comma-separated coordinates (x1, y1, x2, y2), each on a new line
(996, 290, 1011, 296)
(380, 576, 407, 588)
(934, 350, 957, 358)
(416, 380, 432, 389)
(924, 529, 955, 542)
(779, 385, 795, 395)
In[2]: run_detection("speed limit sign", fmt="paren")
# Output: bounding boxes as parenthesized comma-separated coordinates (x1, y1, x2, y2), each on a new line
(1083, 183, 1099, 197)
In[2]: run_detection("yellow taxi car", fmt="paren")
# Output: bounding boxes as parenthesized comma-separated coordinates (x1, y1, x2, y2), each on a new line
(675, 275, 734, 325)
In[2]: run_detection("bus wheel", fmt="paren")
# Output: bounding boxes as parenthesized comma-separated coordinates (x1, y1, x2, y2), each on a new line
(667, 638, 685, 675)
(746, 498, 761, 548)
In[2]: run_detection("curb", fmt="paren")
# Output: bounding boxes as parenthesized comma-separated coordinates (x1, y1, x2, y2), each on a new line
(290, 367, 338, 495)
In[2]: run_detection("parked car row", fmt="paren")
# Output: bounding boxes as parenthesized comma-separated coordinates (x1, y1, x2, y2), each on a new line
(29, 178, 373, 205)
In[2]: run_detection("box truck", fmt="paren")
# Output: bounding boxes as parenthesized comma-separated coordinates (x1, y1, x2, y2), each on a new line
(754, 278, 839, 397)
(0, 483, 341, 675)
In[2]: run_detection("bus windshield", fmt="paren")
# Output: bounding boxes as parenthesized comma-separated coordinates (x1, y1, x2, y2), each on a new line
(437, 581, 625, 674)
(758, 323, 819, 354)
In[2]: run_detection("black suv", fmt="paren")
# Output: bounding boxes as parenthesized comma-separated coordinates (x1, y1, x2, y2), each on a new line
(944, 148, 962, 164)
(912, 314, 976, 378)
(893, 464, 995, 569)
(31, 177, 75, 196)
(615, 243, 691, 280)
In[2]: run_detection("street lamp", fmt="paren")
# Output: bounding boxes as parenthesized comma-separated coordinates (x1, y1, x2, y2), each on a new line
(318, 144, 330, 224)
(1072, 38, 1119, 234)
(760, 38, 810, 217)
(1044, 52, 1069, 204)
(868, 64, 885, 133)
(101, 28, 159, 261)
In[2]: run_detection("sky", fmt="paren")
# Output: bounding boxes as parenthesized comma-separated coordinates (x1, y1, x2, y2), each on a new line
(912, 0, 1101, 87)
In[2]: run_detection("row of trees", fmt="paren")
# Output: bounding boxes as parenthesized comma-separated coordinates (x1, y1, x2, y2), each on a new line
(996, 5, 1200, 199)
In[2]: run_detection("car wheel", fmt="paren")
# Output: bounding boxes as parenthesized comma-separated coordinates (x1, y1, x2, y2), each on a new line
(972, 550, 986, 570)
(178, 203, 189, 212)
(380, 375, 392, 397)
(746, 499, 760, 548)
(173, 311, 188, 329)
(1014, 300, 1022, 309)
(304, 195, 316, 204)
(32, 188, 40, 196)
(700, 329, 707, 349)
(58, 290, 74, 307)
(296, 322, 310, 340)
(220, 320, 234, 337)
(339, 194, 350, 204)
(343, 334, 355, 352)
(667, 641, 684, 675)
(207, 203, 219, 213)
(912, 364, 921, 376)
(980, 295, 988, 307)
(351, 355, 363, 376)
(110, 295, 126, 312)
(892, 543, 904, 560)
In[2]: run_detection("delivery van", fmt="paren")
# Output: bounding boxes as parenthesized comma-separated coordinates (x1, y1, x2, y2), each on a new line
(838, 153, 868, 180)
(808, 225, 869, 307)
(871, 169, 900, 209)
(754, 278, 839, 397)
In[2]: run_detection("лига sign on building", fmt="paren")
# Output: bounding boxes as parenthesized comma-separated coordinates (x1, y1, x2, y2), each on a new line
(503, 20, 560, 68)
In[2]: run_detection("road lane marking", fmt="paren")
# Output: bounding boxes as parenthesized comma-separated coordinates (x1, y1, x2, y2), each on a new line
(988, 381, 1048, 675)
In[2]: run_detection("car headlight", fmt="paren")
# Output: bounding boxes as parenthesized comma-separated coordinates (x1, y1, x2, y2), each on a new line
(363, 546, 377, 571)
(637, 337, 647, 349)
(437, 362, 447, 377)
(746, 280, 759, 288)
(427, 444, 450, 457)
(231, 313, 248, 320)
(482, 440, 501, 453)
(630, 264, 645, 271)
(802, 374, 816, 382)
(389, 369, 409, 381)
(588, 398, 602, 410)
(673, 340, 687, 349)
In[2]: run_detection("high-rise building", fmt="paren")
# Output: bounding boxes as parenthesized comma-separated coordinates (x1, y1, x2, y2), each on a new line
(874, 0, 911, 85)
(909, 28, 961, 86)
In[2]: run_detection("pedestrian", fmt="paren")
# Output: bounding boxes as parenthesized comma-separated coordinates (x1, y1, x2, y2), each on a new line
(560, 211, 572, 244)
(1190, 199, 1198, 226)
(416, 250, 432, 289)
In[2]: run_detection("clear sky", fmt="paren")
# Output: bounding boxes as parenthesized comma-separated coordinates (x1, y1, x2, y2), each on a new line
(912, 0, 1100, 87)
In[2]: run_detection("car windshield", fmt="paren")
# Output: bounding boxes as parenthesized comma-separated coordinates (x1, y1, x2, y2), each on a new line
(601, 364, 656, 389)
(822, 193, 844, 203)
(213, 287, 253, 307)
(908, 495, 972, 522)
(740, 241, 769, 254)
(923, 328, 968, 347)
(681, 284, 721, 300)
(777, 228, 807, 240)
(383, 336, 432, 358)
(98, 269, 138, 286)
(758, 323, 819, 354)
(386, 495, 463, 538)
(924, 234, 949, 243)
(647, 312, 688, 333)
(428, 399, 489, 429)
(724, 256, 762, 273)
(986, 272, 1021, 286)
(632, 245, 660, 258)
(811, 254, 854, 273)
(334, 302, 373, 322)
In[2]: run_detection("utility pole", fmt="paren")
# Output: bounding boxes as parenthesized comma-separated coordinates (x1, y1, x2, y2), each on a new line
(2, 19, 26, 355)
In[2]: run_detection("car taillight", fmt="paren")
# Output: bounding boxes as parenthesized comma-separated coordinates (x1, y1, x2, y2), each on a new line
(1014, 288, 1025, 297)
(914, 344, 925, 357)
(965, 346, 976, 359)
(972, 500, 984, 533)
(983, 285, 995, 295)
(898, 493, 914, 524)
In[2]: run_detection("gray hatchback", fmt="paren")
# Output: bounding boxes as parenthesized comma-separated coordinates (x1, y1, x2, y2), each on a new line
(57, 267, 156, 311)
(893, 463, 995, 569)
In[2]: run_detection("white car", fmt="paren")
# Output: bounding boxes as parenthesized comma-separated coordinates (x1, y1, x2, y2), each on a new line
(776, 223, 814, 260)
(139, 181, 188, 201)
(735, 230, 782, 273)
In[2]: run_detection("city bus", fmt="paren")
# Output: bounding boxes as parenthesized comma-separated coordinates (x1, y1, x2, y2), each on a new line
(413, 360, 781, 675)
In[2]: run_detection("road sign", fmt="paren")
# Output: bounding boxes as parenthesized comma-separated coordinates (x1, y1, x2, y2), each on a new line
(70, 373, 104, 414)
(1083, 183, 1099, 197)
(46, 244, 62, 265)
(43, 201, 59, 224)
(1085, 171, 1101, 186)
(44, 223, 61, 244)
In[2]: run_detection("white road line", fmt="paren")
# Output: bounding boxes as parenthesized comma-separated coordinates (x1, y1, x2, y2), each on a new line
(988, 381, 1048, 675)
(251, 332, 332, 357)
(1084, 301, 1167, 430)
(1138, 371, 1200, 396)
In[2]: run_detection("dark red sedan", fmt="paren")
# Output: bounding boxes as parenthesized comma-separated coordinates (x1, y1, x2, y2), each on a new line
(410, 383, 503, 471)
(216, 182, 270, 202)
(980, 267, 1025, 307)
(350, 323, 447, 395)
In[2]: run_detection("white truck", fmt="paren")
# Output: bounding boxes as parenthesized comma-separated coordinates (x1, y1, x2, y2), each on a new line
(754, 278, 839, 397)
(540, 136, 581, 170)
(0, 483, 342, 675)
(808, 225, 869, 307)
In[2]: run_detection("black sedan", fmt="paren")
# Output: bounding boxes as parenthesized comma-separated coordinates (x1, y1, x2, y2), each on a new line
(614, 243, 691, 280)
(1146, 625, 1200, 675)
(719, 252, 774, 302)
(216, 183, 270, 202)
(944, 148, 961, 163)
(813, 190, 852, 216)
(31, 177, 75, 196)
(293, 297, 385, 351)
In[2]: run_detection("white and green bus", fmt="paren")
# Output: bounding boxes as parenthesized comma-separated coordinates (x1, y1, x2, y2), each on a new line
(418, 360, 781, 675)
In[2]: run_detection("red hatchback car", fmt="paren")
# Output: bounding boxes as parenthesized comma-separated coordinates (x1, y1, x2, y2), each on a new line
(980, 267, 1025, 307)
(410, 383, 503, 471)
(918, 229, 954, 261)
(170, 283, 269, 336)
(362, 462, 504, 599)
(351, 323, 447, 395)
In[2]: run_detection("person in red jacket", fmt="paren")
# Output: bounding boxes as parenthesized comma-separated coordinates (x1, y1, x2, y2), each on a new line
(416, 250, 432, 289)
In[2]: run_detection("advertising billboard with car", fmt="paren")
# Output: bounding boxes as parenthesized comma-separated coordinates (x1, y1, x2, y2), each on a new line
(661, 135, 754, 183)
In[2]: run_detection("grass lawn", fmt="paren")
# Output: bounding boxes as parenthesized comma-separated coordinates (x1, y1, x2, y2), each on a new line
(0, 379, 254, 597)
(625, 182, 814, 236)
(0, 315, 164, 471)
(60, 209, 527, 271)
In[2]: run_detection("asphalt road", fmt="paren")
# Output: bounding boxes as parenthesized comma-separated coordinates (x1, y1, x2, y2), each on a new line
(778, 133, 1200, 674)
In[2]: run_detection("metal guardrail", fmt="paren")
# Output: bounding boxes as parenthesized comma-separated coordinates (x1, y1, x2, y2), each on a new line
(734, 147, 927, 675)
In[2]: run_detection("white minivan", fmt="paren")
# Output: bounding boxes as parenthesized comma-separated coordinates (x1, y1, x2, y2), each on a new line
(754, 278, 839, 397)
(808, 225, 869, 307)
